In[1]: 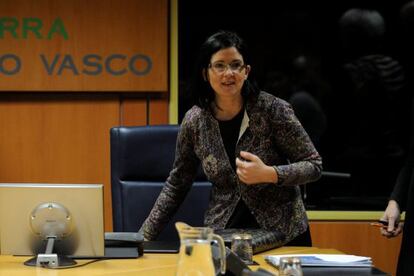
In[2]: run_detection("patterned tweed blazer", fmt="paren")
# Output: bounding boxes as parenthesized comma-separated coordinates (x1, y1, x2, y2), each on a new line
(141, 91, 322, 243)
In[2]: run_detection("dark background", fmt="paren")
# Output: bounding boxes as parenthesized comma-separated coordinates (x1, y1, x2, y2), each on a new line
(178, 0, 413, 210)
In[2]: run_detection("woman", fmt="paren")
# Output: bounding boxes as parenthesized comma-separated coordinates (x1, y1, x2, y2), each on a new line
(379, 98, 414, 276)
(140, 30, 322, 246)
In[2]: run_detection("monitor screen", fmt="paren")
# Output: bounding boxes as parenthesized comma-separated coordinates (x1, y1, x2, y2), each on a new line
(0, 183, 104, 258)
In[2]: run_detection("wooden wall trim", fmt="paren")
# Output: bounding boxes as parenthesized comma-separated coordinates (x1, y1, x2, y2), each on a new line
(310, 221, 402, 275)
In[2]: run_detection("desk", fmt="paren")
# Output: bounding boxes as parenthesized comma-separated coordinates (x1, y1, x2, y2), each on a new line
(0, 247, 386, 276)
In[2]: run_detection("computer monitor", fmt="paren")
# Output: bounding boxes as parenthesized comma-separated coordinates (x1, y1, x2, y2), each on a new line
(0, 183, 104, 266)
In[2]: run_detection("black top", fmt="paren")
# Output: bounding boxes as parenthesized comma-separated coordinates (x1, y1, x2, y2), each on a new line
(217, 108, 244, 171)
(217, 108, 260, 229)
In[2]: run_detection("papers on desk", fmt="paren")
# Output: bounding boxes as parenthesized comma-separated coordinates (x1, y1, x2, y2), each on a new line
(265, 254, 372, 267)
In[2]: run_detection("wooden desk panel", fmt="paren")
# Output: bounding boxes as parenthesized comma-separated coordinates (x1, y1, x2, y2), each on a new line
(310, 221, 401, 276)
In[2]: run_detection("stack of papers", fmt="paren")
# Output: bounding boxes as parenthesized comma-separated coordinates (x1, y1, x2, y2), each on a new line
(265, 254, 372, 267)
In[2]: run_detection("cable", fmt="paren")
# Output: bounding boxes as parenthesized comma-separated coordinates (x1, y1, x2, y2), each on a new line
(40, 258, 108, 269)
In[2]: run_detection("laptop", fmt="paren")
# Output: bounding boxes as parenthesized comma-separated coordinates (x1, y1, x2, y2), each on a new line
(0, 183, 105, 258)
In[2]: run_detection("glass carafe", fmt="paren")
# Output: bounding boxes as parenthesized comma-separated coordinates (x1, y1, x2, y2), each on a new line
(176, 222, 226, 276)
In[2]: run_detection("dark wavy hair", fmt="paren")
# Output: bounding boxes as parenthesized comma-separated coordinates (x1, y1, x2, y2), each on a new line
(188, 30, 260, 110)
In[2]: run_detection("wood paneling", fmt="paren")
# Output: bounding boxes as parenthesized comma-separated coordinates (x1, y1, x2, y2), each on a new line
(0, 93, 169, 230)
(310, 221, 402, 275)
(0, 94, 120, 230)
(121, 97, 148, 126)
(0, 0, 167, 91)
(149, 94, 169, 125)
(120, 94, 169, 126)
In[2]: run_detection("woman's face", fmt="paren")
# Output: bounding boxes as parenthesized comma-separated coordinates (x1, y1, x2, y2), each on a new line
(205, 47, 250, 100)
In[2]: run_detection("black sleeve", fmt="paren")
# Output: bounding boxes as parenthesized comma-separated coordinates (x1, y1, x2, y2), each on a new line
(390, 105, 414, 210)
(390, 163, 412, 211)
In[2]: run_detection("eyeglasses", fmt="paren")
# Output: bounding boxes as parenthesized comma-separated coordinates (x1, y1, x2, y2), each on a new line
(208, 61, 246, 74)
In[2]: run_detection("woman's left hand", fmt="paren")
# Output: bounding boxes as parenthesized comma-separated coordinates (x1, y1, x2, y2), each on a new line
(236, 151, 278, 185)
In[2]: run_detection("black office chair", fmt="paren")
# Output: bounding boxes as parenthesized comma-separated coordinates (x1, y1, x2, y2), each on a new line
(110, 125, 211, 241)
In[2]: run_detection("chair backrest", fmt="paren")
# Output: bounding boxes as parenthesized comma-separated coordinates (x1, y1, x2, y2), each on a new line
(110, 125, 211, 241)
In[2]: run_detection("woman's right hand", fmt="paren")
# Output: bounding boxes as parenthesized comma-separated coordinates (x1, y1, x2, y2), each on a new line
(380, 200, 403, 238)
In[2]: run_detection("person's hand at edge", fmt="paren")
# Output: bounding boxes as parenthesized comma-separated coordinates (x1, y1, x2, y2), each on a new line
(380, 200, 403, 238)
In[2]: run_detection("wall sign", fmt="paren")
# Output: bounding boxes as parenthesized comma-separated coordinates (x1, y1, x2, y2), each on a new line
(0, 0, 167, 91)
